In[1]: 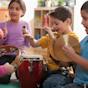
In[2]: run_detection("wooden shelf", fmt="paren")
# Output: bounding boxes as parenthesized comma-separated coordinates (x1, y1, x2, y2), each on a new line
(34, 7, 56, 11)
(34, 7, 55, 39)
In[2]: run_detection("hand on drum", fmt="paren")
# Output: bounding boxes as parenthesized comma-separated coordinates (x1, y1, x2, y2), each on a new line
(62, 45, 76, 57)
(11, 56, 21, 69)
(4, 63, 15, 74)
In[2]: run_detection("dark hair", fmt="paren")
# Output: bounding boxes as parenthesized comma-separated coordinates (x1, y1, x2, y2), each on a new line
(81, 1, 88, 12)
(49, 6, 72, 22)
(8, 0, 26, 17)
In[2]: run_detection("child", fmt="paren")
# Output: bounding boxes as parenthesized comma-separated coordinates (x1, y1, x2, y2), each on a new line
(25, 6, 80, 88)
(0, 28, 16, 77)
(60, 1, 88, 88)
(43, 1, 88, 88)
(0, 0, 31, 83)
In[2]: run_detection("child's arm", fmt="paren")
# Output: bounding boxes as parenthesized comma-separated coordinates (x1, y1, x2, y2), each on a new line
(22, 25, 38, 47)
(23, 33, 39, 47)
(62, 45, 88, 70)
(43, 26, 55, 40)
(23, 26, 52, 47)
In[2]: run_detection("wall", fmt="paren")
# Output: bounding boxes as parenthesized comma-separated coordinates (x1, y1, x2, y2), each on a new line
(21, 0, 38, 22)
(21, 0, 38, 34)
(74, 0, 87, 41)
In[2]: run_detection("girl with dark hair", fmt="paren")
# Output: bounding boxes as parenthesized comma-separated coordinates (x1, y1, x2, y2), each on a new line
(0, 0, 32, 83)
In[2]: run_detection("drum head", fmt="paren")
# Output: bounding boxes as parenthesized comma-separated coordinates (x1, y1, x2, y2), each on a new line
(0, 45, 20, 64)
(21, 54, 43, 61)
(0, 45, 19, 57)
(51, 34, 80, 62)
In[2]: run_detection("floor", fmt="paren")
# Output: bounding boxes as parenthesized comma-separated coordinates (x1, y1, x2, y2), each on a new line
(0, 73, 20, 88)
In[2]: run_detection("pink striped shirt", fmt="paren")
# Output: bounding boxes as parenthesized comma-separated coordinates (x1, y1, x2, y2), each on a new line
(0, 65, 11, 77)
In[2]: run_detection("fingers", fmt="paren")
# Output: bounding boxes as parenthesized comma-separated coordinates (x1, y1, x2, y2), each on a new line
(4, 63, 15, 74)
(43, 26, 51, 32)
(22, 28, 28, 34)
(62, 45, 76, 57)
(3, 28, 8, 34)
(11, 57, 21, 67)
(0, 29, 4, 39)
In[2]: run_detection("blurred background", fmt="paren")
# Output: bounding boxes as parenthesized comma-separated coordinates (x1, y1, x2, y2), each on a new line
(0, 0, 87, 41)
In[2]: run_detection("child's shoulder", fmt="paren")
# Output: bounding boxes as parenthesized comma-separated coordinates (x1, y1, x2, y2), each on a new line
(0, 22, 5, 24)
(0, 22, 6, 28)
(16, 20, 29, 28)
(68, 32, 79, 40)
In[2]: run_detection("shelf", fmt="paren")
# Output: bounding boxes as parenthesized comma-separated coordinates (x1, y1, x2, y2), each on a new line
(34, 7, 56, 11)
(34, 27, 43, 29)
(34, 28, 41, 40)
(34, 7, 54, 39)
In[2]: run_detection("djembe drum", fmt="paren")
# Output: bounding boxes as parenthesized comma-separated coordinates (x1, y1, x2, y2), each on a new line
(18, 54, 44, 88)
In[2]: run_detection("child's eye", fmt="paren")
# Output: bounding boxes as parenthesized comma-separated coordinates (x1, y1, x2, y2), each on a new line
(16, 7, 20, 11)
(82, 17, 88, 21)
(9, 7, 14, 10)
(83, 18, 86, 21)
(9, 6, 21, 11)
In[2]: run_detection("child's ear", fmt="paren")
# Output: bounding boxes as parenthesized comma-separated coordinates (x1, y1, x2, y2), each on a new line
(66, 18, 72, 25)
(21, 11, 24, 17)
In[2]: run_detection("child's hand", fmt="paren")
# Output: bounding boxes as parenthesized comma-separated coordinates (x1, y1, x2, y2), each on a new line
(63, 45, 75, 54)
(22, 30, 36, 47)
(22, 27, 28, 35)
(11, 58, 20, 67)
(0, 28, 8, 39)
(4, 63, 15, 74)
(43, 26, 50, 32)
(22, 27, 34, 40)
(0, 29, 4, 39)
(23, 33, 34, 41)
(2, 27, 8, 37)
(43, 26, 55, 39)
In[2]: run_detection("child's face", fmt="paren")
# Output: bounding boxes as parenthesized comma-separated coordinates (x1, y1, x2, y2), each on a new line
(8, 2, 23, 22)
(81, 10, 88, 34)
(49, 16, 68, 34)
